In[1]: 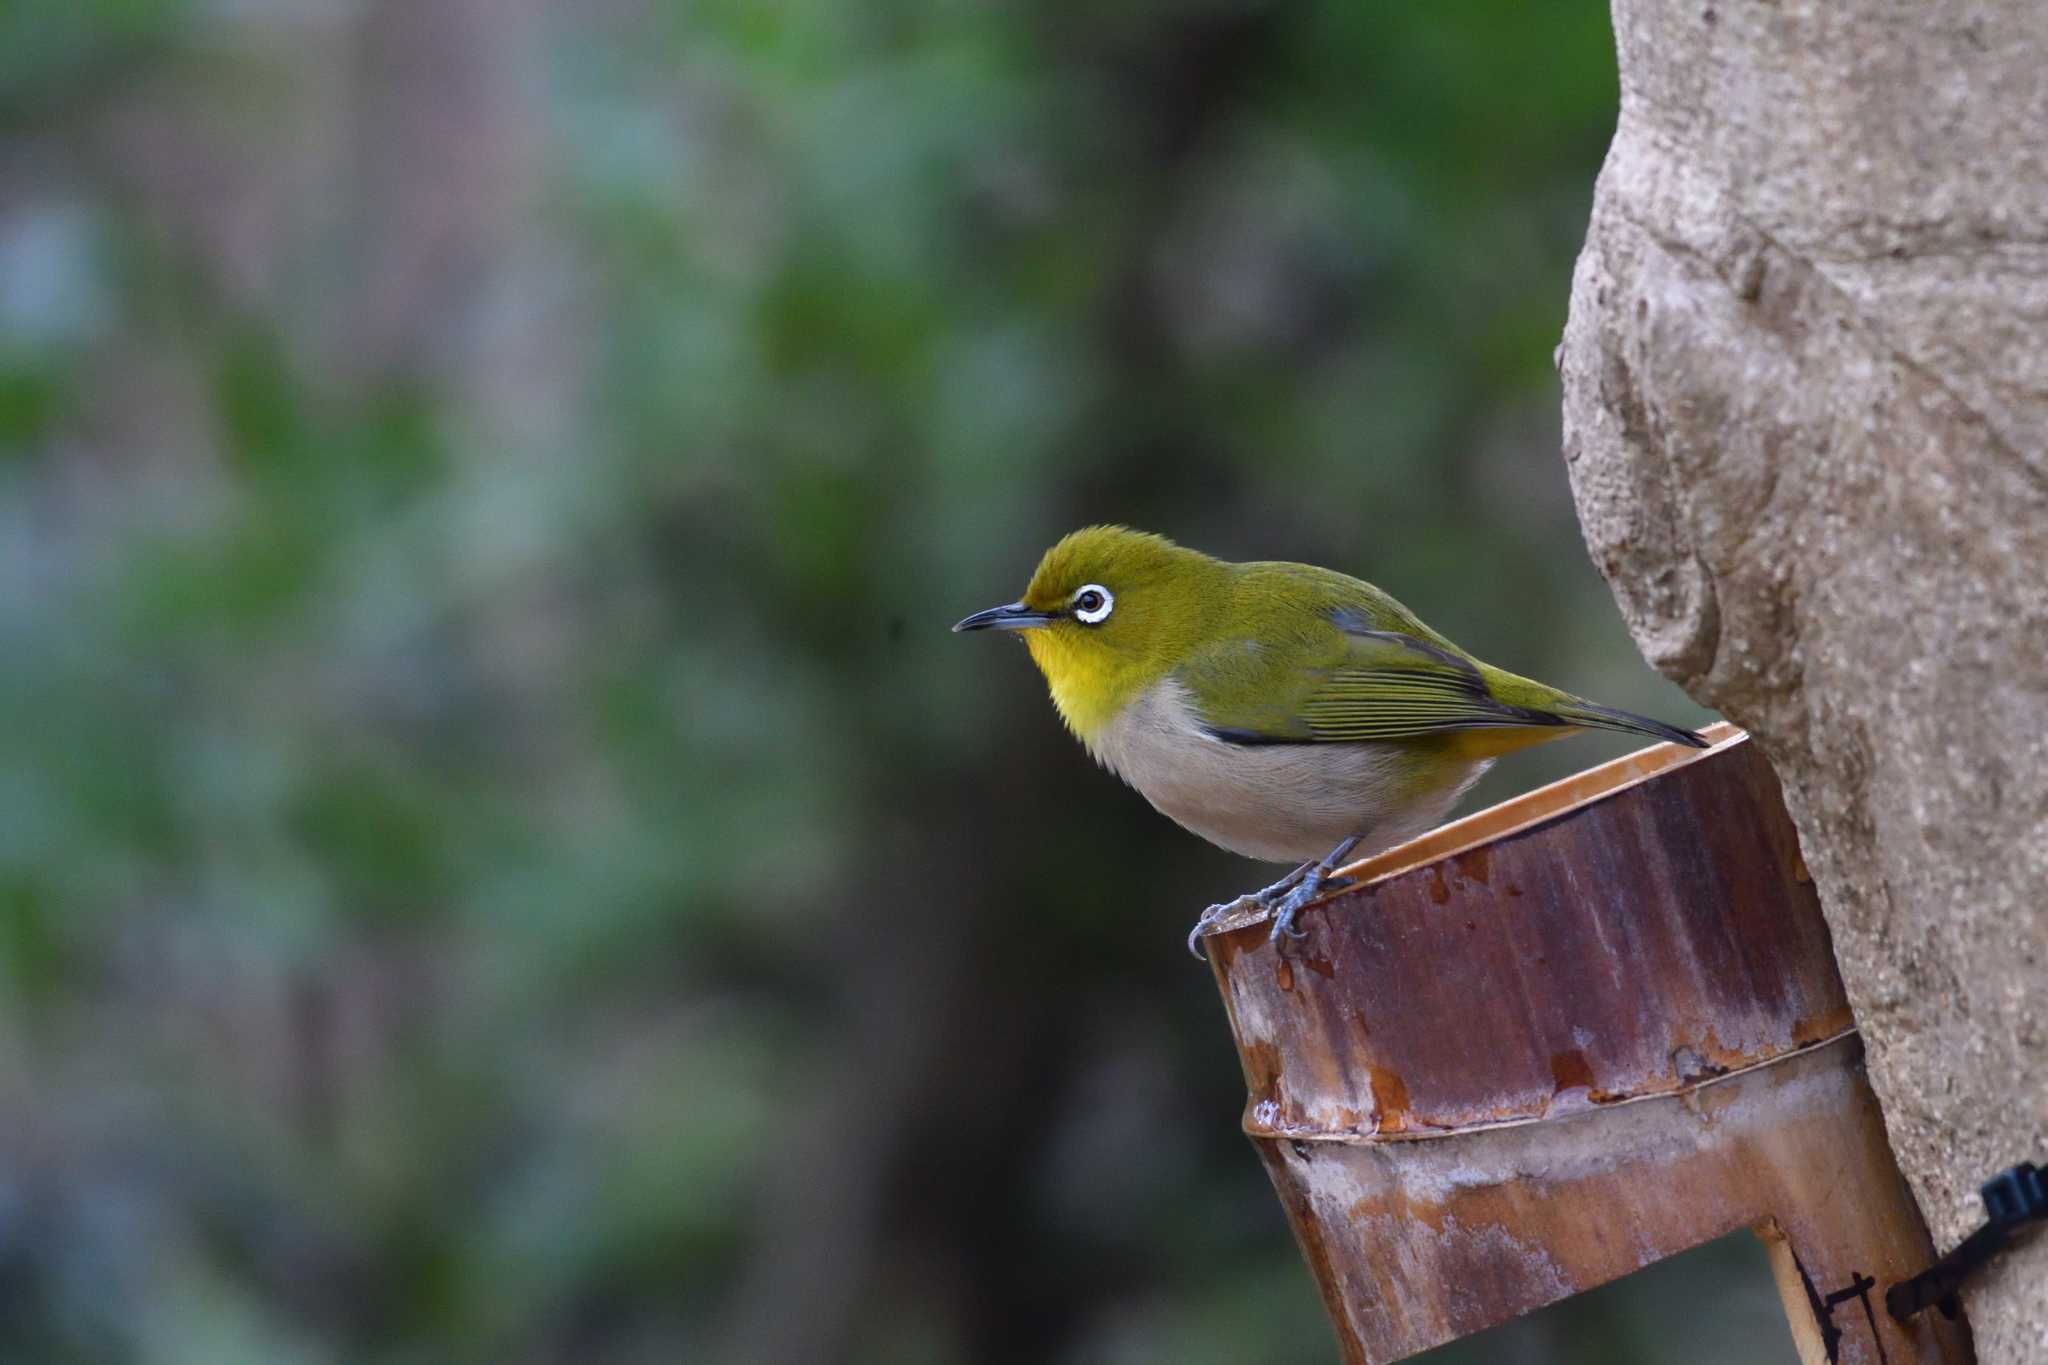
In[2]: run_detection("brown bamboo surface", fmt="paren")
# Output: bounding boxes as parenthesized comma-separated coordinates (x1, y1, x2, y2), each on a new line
(1201, 728, 1973, 1365)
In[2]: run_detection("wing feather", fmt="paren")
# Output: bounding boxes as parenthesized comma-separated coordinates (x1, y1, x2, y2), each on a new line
(1184, 608, 1561, 746)
(1177, 568, 1702, 749)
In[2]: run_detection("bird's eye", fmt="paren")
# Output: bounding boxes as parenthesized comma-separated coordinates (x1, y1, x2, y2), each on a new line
(1071, 584, 1114, 624)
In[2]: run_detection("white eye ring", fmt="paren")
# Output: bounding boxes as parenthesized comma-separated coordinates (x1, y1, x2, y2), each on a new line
(1071, 584, 1114, 624)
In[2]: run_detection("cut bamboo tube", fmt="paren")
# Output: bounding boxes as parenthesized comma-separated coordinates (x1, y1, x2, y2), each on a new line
(1196, 726, 1973, 1365)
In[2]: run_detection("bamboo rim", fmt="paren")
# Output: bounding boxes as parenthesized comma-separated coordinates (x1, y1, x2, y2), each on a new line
(1334, 719, 1746, 891)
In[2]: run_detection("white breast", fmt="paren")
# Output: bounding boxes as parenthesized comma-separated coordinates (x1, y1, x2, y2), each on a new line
(1088, 680, 1487, 864)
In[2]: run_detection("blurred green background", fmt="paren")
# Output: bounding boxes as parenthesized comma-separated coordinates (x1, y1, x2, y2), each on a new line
(0, 1, 1791, 1362)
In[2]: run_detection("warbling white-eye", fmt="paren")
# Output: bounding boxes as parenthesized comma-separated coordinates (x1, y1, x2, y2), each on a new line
(954, 527, 1705, 955)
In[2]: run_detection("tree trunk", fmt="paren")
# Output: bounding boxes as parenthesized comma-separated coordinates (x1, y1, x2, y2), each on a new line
(1558, 3, 2048, 1360)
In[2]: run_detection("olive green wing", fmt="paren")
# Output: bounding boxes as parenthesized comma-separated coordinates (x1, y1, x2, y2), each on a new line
(1178, 564, 1705, 748)
(1181, 611, 1566, 746)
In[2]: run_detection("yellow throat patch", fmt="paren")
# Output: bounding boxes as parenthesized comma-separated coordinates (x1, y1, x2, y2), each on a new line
(1022, 627, 1143, 745)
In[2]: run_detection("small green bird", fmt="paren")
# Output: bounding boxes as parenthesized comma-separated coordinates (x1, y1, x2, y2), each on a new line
(954, 526, 1705, 954)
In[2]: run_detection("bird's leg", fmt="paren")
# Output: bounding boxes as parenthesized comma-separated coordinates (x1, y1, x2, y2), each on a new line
(1268, 836, 1363, 943)
(1186, 861, 1314, 960)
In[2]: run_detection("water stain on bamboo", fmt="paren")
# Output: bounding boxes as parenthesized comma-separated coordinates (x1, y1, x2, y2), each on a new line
(1452, 846, 1491, 887)
(1550, 1048, 1595, 1094)
(1368, 1064, 1411, 1133)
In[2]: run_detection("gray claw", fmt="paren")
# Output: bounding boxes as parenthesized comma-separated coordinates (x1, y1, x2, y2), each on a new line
(1188, 857, 1331, 960)
(1187, 892, 1259, 960)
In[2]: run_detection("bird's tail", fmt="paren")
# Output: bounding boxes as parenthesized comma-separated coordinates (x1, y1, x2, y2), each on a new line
(1548, 701, 1709, 749)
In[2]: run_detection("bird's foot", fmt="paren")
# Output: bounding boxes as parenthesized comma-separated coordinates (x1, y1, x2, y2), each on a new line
(1268, 874, 1328, 942)
(1186, 862, 1314, 960)
(1267, 835, 1365, 944)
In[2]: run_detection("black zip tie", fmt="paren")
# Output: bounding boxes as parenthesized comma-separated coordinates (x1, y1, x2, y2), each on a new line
(1886, 1162, 2046, 1322)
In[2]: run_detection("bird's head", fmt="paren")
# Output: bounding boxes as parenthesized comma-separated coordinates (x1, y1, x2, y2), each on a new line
(953, 526, 1223, 740)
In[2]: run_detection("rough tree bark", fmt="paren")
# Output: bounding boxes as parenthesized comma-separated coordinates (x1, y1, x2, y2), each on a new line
(1558, 2, 2047, 1360)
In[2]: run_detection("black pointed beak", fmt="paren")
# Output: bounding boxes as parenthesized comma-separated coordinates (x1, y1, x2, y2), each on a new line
(952, 601, 1056, 633)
